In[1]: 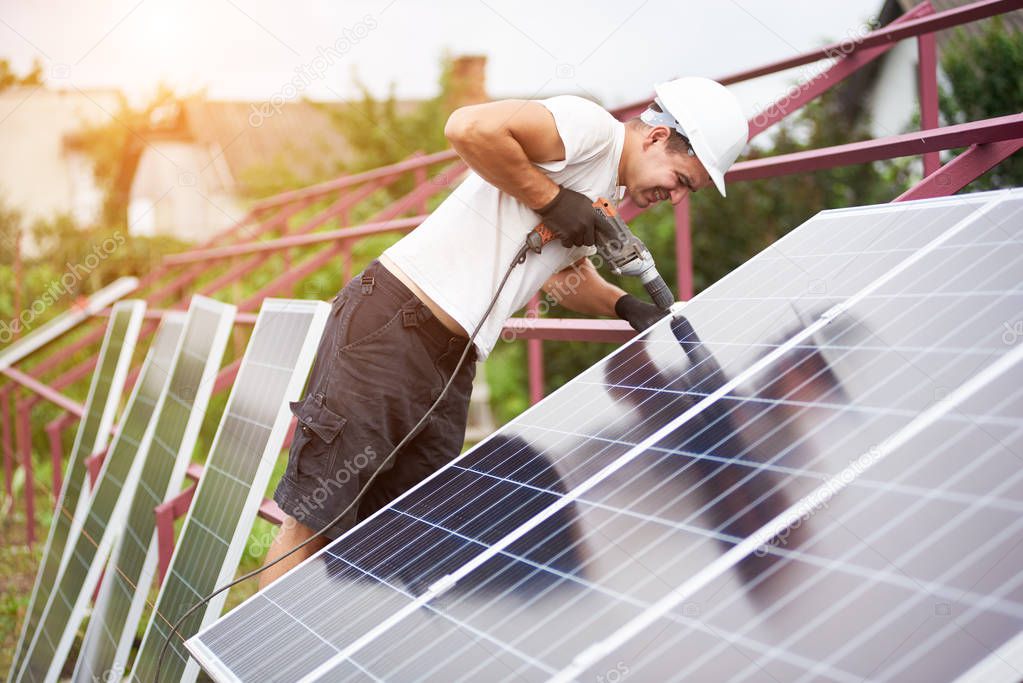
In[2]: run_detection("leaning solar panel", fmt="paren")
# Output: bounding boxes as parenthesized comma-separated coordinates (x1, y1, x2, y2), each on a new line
(187, 189, 1022, 682)
(13, 311, 185, 682)
(0, 276, 138, 371)
(69, 297, 235, 683)
(17, 302, 224, 683)
(9, 299, 145, 681)
(129, 299, 329, 683)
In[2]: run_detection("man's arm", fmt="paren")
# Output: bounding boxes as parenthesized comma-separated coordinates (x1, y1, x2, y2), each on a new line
(542, 257, 625, 317)
(444, 100, 564, 210)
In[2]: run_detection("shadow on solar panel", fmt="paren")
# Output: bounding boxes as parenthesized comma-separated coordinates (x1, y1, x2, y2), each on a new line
(186, 190, 1023, 682)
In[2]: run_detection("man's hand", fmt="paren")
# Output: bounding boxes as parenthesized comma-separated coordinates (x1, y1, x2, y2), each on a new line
(615, 294, 664, 332)
(536, 186, 601, 247)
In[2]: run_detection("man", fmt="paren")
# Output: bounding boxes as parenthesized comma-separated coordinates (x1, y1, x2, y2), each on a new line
(259, 76, 748, 587)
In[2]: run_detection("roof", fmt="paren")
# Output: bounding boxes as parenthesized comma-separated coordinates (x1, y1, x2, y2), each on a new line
(177, 99, 355, 190)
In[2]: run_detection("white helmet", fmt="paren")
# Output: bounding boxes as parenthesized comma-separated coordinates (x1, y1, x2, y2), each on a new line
(640, 77, 748, 196)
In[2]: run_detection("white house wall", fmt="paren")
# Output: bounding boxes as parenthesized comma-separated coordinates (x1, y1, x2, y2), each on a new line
(128, 140, 242, 243)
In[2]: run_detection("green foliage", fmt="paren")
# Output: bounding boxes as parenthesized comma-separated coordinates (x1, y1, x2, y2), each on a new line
(236, 157, 323, 200)
(0, 197, 21, 266)
(324, 55, 455, 172)
(938, 17, 1023, 190)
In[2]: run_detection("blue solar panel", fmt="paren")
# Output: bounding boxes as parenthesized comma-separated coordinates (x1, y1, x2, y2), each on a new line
(129, 299, 330, 683)
(69, 297, 235, 683)
(188, 190, 1023, 682)
(10, 299, 145, 682)
(14, 308, 183, 683)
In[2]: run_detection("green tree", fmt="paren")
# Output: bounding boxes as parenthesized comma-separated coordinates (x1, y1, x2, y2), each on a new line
(0, 197, 22, 267)
(325, 55, 455, 173)
(939, 17, 1023, 189)
(71, 85, 180, 227)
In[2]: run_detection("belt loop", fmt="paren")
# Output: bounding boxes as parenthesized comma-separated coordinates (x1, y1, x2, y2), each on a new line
(360, 273, 375, 295)
(416, 303, 433, 326)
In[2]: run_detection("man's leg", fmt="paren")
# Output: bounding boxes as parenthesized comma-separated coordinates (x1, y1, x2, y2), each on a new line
(258, 515, 329, 590)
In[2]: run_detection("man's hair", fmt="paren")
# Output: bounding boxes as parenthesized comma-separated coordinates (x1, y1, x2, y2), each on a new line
(628, 102, 693, 156)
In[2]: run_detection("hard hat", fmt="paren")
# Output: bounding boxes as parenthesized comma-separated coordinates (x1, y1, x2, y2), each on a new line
(640, 77, 748, 197)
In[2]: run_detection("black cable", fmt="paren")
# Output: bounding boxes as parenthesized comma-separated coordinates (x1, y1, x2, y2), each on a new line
(155, 241, 532, 683)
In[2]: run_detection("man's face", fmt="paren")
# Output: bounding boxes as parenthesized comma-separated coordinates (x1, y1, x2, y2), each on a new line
(625, 127, 713, 208)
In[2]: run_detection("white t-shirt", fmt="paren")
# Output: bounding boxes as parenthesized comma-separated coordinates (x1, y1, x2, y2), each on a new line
(382, 95, 626, 360)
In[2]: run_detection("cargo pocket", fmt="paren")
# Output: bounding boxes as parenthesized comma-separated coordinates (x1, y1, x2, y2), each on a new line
(288, 394, 348, 482)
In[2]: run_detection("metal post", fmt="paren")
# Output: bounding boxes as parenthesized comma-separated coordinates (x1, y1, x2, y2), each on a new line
(2, 387, 12, 498)
(674, 195, 694, 300)
(527, 295, 544, 404)
(13, 230, 22, 341)
(16, 399, 34, 545)
(918, 28, 940, 176)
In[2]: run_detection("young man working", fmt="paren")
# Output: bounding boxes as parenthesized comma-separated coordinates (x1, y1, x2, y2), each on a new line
(260, 76, 748, 588)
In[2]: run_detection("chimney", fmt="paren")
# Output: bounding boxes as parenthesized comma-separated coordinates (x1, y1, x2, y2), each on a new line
(447, 55, 488, 110)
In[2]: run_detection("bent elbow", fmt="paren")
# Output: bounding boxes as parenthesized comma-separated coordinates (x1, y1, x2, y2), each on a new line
(444, 107, 474, 144)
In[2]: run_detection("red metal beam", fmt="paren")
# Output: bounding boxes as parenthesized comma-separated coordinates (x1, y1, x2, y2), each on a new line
(84, 444, 110, 488)
(155, 460, 289, 582)
(237, 162, 466, 311)
(673, 196, 693, 300)
(719, 0, 1019, 84)
(166, 215, 426, 265)
(747, 1, 935, 140)
(502, 318, 636, 344)
(253, 149, 455, 211)
(2, 388, 12, 497)
(16, 400, 34, 545)
(727, 114, 1023, 182)
(894, 139, 1023, 201)
(155, 461, 204, 584)
(610, 0, 1014, 118)
(917, 30, 941, 175)
(1, 368, 83, 416)
(527, 296, 544, 405)
(195, 182, 386, 297)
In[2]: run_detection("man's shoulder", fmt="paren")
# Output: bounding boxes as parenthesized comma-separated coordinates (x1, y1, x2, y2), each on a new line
(538, 94, 613, 119)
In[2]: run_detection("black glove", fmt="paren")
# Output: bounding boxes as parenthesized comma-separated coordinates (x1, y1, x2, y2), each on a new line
(615, 294, 664, 332)
(535, 186, 599, 247)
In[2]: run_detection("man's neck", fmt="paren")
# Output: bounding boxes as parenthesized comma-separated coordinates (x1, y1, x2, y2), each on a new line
(617, 126, 636, 188)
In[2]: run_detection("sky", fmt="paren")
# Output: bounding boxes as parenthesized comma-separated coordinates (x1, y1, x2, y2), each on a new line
(0, 0, 882, 116)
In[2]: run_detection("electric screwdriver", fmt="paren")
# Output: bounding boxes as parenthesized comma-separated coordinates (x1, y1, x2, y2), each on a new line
(524, 196, 675, 310)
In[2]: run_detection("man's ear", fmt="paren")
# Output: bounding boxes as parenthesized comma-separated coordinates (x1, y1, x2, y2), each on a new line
(642, 125, 670, 151)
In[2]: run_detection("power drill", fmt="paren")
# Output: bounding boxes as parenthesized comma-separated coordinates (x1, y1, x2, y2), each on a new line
(523, 196, 674, 311)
